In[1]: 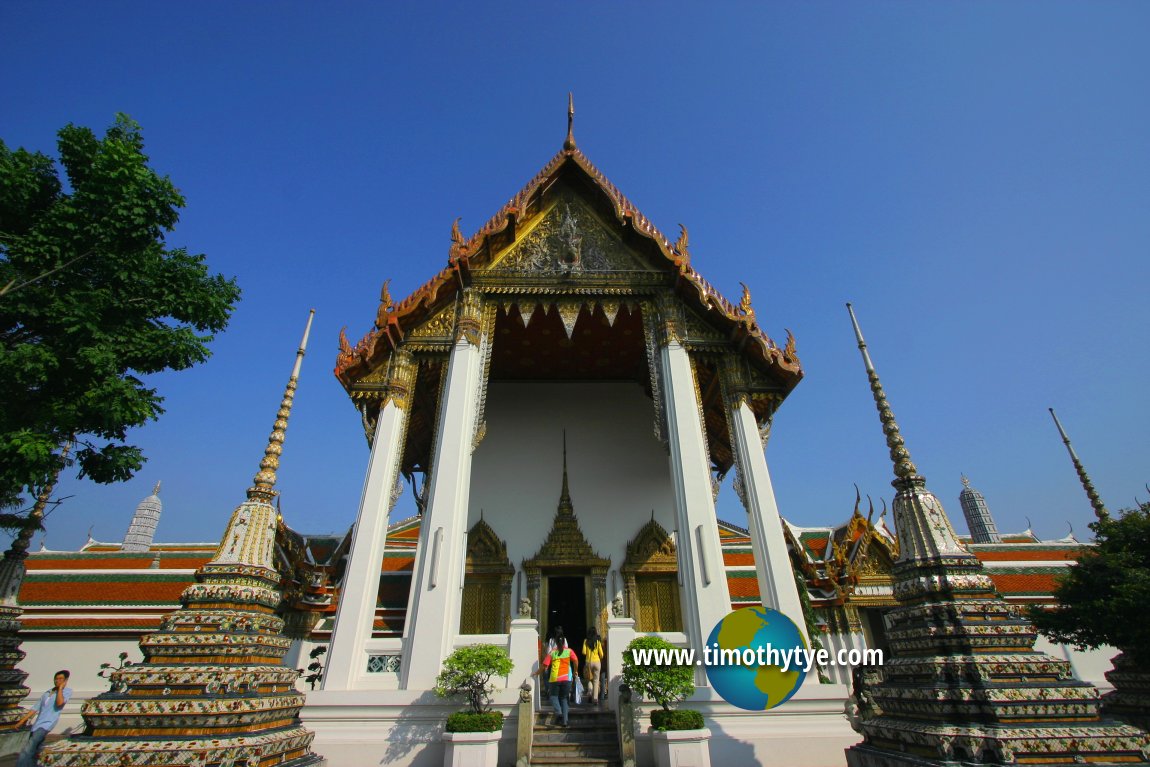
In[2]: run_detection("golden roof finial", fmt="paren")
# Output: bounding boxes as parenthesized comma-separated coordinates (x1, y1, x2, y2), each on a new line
(248, 309, 314, 502)
(1048, 408, 1109, 521)
(451, 217, 464, 247)
(739, 282, 755, 319)
(152, 480, 161, 496)
(846, 303, 920, 485)
(564, 92, 576, 152)
(374, 280, 393, 330)
(675, 224, 690, 261)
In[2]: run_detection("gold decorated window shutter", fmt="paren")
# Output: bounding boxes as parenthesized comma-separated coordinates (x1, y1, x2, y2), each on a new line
(635, 575, 682, 632)
(460, 575, 503, 635)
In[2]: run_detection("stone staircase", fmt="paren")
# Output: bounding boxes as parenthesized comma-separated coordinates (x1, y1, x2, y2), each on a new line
(532, 705, 620, 767)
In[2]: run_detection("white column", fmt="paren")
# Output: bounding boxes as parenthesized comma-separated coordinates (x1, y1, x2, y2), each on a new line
(323, 397, 409, 690)
(606, 616, 637, 712)
(729, 400, 808, 644)
(660, 341, 732, 665)
(508, 616, 540, 691)
(401, 327, 483, 689)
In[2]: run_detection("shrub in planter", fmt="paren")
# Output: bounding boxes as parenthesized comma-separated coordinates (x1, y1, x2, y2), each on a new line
(650, 709, 705, 732)
(435, 643, 514, 732)
(445, 711, 503, 733)
(621, 636, 703, 730)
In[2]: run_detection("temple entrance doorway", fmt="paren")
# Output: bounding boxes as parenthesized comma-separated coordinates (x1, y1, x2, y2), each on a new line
(546, 575, 587, 650)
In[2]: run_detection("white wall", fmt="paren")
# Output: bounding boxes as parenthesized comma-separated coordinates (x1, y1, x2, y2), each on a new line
(21, 636, 140, 698)
(468, 382, 676, 602)
(1033, 634, 1118, 691)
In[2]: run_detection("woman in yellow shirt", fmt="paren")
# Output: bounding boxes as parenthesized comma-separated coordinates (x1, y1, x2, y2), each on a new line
(582, 627, 604, 706)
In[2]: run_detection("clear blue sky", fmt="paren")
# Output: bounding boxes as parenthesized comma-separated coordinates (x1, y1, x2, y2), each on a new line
(3, 3, 1148, 550)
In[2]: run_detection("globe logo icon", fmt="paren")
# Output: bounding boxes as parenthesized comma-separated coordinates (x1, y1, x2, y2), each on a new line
(704, 606, 807, 711)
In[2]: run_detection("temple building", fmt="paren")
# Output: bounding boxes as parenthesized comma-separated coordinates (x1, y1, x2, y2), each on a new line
(301, 101, 857, 764)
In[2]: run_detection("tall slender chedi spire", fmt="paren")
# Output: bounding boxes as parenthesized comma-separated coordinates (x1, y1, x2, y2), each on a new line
(122, 481, 162, 552)
(1049, 407, 1109, 521)
(40, 311, 323, 767)
(843, 303, 1149, 767)
(958, 475, 1002, 544)
(846, 303, 967, 562)
(249, 309, 313, 502)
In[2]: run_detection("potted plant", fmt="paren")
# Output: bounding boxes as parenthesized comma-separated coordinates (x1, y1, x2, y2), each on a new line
(435, 643, 514, 767)
(621, 636, 710, 767)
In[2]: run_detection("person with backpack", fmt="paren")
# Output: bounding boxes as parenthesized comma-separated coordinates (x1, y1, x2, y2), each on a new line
(539, 624, 563, 698)
(534, 629, 579, 726)
(582, 627, 604, 707)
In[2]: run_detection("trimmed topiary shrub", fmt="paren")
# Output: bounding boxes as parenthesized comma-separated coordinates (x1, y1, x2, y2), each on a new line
(650, 708, 705, 731)
(435, 643, 514, 716)
(621, 635, 696, 711)
(445, 710, 504, 733)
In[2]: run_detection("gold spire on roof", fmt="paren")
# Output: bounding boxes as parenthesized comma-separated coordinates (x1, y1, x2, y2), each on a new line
(1048, 407, 1109, 521)
(151, 480, 161, 496)
(248, 309, 314, 502)
(564, 92, 576, 151)
(846, 303, 920, 484)
(559, 430, 572, 514)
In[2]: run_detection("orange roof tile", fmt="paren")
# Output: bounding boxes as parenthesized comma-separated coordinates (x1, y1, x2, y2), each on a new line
(987, 573, 1063, 596)
(726, 574, 762, 600)
(722, 551, 756, 567)
(382, 556, 415, 573)
(973, 548, 1084, 562)
(20, 576, 191, 605)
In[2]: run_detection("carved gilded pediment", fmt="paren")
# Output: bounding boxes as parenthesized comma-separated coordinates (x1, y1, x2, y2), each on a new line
(466, 517, 514, 576)
(855, 540, 895, 579)
(489, 195, 652, 275)
(407, 303, 456, 342)
(621, 518, 678, 574)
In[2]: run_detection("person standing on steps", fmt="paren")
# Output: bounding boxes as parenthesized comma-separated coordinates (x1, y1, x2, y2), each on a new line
(582, 627, 603, 707)
(15, 670, 72, 767)
(540, 624, 563, 699)
(535, 630, 579, 726)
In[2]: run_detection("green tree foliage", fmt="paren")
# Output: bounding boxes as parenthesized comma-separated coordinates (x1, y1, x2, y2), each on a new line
(1028, 501, 1150, 661)
(434, 644, 514, 715)
(621, 635, 695, 711)
(0, 115, 240, 513)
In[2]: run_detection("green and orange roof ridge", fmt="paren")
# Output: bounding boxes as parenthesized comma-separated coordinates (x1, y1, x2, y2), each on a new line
(334, 133, 802, 388)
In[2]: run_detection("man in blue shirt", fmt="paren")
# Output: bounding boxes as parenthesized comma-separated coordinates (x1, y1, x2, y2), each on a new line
(15, 670, 71, 767)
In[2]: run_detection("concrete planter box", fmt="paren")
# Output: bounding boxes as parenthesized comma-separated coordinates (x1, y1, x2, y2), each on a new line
(442, 730, 501, 767)
(649, 727, 711, 767)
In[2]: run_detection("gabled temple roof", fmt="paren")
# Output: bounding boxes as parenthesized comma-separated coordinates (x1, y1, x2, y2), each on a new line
(334, 135, 802, 390)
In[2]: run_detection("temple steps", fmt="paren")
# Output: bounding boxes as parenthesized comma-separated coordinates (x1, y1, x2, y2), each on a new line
(532, 707, 620, 767)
